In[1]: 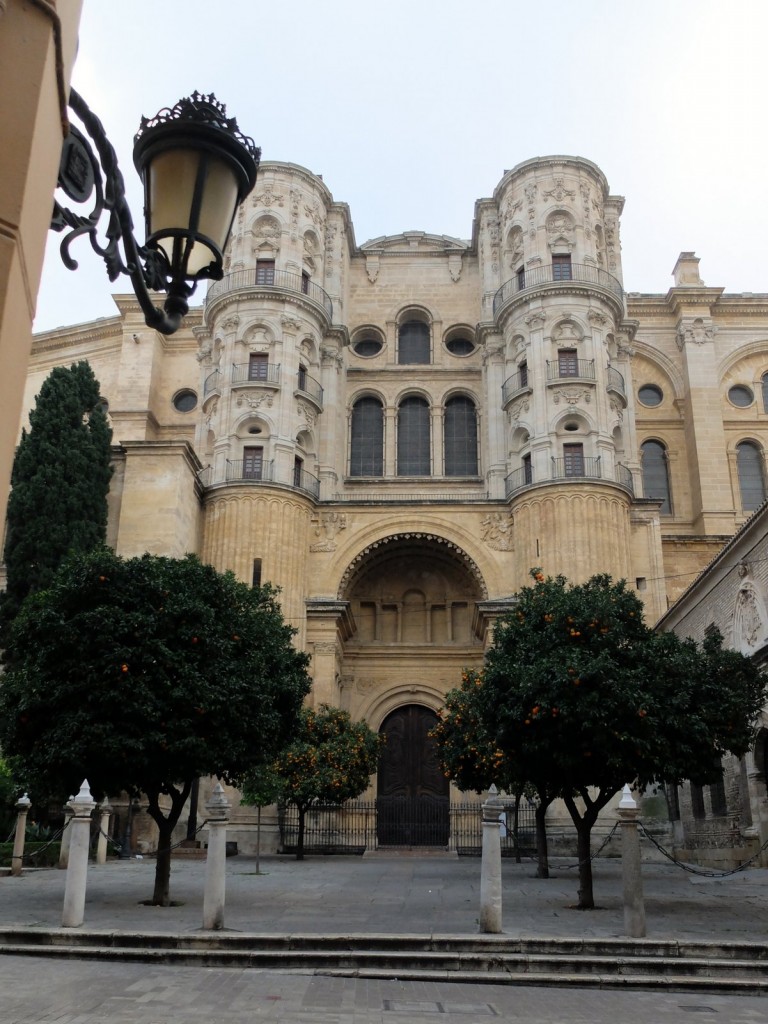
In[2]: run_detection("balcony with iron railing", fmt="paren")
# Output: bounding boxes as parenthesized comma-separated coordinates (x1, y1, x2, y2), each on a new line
(204, 369, 221, 396)
(296, 369, 324, 408)
(607, 365, 626, 400)
(197, 458, 320, 499)
(546, 358, 595, 383)
(505, 457, 634, 498)
(231, 362, 281, 386)
(492, 262, 624, 319)
(501, 368, 532, 405)
(206, 269, 333, 321)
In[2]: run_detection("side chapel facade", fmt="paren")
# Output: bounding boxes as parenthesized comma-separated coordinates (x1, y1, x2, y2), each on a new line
(14, 155, 768, 855)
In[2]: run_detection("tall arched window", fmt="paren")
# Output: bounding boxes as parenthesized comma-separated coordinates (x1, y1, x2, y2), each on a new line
(736, 440, 766, 510)
(444, 396, 478, 476)
(762, 373, 768, 413)
(398, 320, 430, 364)
(641, 440, 672, 514)
(397, 396, 430, 475)
(349, 396, 384, 476)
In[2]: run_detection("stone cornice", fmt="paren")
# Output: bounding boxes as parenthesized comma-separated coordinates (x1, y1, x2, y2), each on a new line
(32, 316, 123, 352)
(492, 155, 611, 203)
(120, 438, 202, 475)
(628, 291, 768, 319)
(357, 233, 470, 256)
(257, 161, 335, 209)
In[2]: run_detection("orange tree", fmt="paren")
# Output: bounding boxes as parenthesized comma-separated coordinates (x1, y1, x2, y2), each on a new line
(0, 548, 310, 905)
(269, 705, 381, 860)
(431, 669, 556, 877)
(474, 570, 766, 909)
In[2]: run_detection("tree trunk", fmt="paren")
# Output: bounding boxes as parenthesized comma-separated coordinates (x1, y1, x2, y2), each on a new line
(562, 789, 615, 910)
(535, 802, 550, 879)
(512, 798, 521, 864)
(256, 805, 261, 875)
(144, 780, 192, 906)
(296, 804, 305, 861)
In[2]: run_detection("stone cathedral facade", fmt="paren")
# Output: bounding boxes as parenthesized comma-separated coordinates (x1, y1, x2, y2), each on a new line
(15, 155, 768, 853)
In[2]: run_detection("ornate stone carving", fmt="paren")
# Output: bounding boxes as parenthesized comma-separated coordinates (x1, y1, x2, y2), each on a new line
(252, 185, 284, 208)
(543, 177, 576, 202)
(552, 320, 582, 343)
(221, 314, 240, 332)
(321, 343, 343, 368)
(298, 401, 317, 427)
(524, 183, 538, 205)
(236, 393, 273, 410)
(204, 397, 219, 427)
(524, 311, 547, 329)
(365, 254, 380, 283)
(281, 314, 303, 331)
(676, 316, 716, 349)
(448, 252, 462, 282)
(734, 584, 767, 654)
(480, 512, 514, 551)
(507, 397, 530, 423)
(304, 197, 326, 229)
(552, 387, 591, 406)
(609, 397, 624, 421)
(588, 309, 609, 327)
(356, 677, 378, 695)
(313, 641, 338, 654)
(310, 510, 347, 552)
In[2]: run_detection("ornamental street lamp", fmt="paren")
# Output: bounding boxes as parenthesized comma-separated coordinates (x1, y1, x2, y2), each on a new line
(51, 90, 260, 335)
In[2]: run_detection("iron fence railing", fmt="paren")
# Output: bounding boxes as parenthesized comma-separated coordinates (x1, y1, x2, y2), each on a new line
(607, 365, 626, 396)
(492, 262, 624, 316)
(231, 362, 281, 386)
(506, 459, 634, 498)
(546, 358, 595, 382)
(501, 368, 531, 404)
(296, 370, 324, 406)
(277, 799, 537, 855)
(206, 269, 334, 319)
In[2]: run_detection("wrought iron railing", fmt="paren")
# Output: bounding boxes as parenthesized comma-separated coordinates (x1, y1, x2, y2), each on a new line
(551, 455, 601, 480)
(492, 262, 623, 316)
(206, 269, 334, 319)
(546, 358, 595, 382)
(331, 491, 491, 503)
(293, 467, 321, 498)
(202, 458, 320, 498)
(226, 458, 275, 483)
(231, 362, 281, 386)
(607, 365, 626, 396)
(615, 462, 634, 493)
(204, 369, 221, 396)
(501, 368, 531, 404)
(505, 465, 534, 497)
(277, 799, 537, 855)
(296, 370, 324, 406)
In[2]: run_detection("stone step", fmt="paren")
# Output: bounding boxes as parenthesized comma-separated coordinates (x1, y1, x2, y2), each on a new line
(0, 931, 766, 991)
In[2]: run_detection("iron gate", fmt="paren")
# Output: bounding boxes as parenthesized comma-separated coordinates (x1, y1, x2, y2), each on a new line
(277, 799, 537, 855)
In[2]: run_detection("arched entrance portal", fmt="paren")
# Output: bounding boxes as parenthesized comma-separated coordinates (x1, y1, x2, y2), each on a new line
(377, 704, 449, 846)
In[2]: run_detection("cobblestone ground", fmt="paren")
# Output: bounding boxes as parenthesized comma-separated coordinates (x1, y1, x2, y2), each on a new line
(0, 957, 766, 1024)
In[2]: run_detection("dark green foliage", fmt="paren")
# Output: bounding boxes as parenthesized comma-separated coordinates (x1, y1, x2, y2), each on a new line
(462, 570, 766, 907)
(0, 547, 311, 902)
(2, 362, 112, 622)
(265, 705, 381, 859)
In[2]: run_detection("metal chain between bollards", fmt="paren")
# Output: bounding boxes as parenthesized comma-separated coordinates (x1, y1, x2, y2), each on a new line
(560, 822, 621, 869)
(637, 821, 768, 877)
(104, 818, 212, 859)
(17, 825, 66, 864)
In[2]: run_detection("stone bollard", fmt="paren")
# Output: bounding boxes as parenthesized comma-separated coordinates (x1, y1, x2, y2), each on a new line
(59, 803, 74, 869)
(479, 784, 504, 934)
(95, 797, 112, 866)
(11, 794, 31, 877)
(62, 780, 96, 928)
(618, 783, 646, 938)
(202, 783, 231, 930)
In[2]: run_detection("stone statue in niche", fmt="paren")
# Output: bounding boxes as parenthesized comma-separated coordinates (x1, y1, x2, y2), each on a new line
(735, 586, 765, 651)
(480, 512, 514, 551)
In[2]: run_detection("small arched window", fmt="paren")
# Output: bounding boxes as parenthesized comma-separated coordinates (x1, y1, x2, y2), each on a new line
(641, 440, 672, 514)
(444, 396, 478, 476)
(398, 320, 430, 364)
(762, 372, 768, 413)
(349, 396, 384, 477)
(736, 440, 766, 511)
(397, 396, 430, 475)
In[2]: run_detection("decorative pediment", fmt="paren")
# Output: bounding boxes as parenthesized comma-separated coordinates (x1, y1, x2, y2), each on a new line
(360, 231, 468, 254)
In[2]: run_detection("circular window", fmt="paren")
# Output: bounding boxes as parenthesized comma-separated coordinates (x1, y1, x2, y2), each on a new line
(353, 336, 383, 357)
(729, 385, 754, 408)
(248, 426, 263, 435)
(638, 384, 663, 407)
(446, 336, 475, 356)
(173, 389, 198, 413)
(564, 421, 579, 432)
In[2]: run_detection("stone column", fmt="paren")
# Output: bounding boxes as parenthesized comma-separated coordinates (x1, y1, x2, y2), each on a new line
(202, 783, 231, 930)
(95, 797, 112, 866)
(58, 804, 73, 869)
(10, 793, 31, 877)
(62, 780, 96, 928)
(479, 784, 504, 933)
(618, 784, 646, 938)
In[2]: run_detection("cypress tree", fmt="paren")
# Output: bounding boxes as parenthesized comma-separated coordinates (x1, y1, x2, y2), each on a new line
(2, 361, 112, 618)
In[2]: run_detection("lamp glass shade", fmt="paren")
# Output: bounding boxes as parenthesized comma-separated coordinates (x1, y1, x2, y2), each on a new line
(146, 148, 240, 278)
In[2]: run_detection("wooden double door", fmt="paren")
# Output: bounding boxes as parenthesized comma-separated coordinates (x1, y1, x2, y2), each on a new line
(376, 704, 449, 847)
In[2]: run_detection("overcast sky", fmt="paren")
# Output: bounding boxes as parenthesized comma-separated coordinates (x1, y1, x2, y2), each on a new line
(35, 0, 767, 333)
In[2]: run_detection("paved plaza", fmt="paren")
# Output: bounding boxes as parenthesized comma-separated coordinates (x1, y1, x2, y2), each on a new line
(1, 853, 767, 1022)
